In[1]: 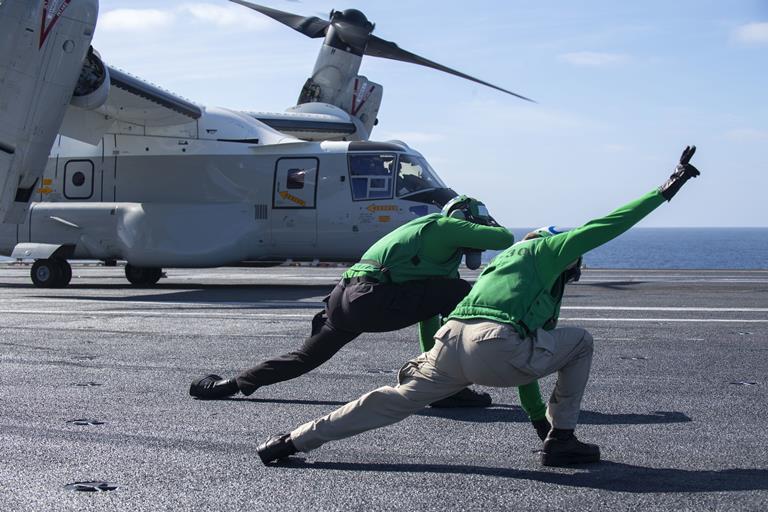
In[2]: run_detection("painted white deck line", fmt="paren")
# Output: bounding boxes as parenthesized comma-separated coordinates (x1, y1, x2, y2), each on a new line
(0, 309, 766, 323)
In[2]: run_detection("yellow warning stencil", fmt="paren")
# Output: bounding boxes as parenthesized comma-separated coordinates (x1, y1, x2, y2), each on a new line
(367, 204, 398, 213)
(279, 191, 306, 207)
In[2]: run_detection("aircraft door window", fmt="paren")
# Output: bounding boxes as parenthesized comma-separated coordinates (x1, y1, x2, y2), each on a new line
(287, 169, 305, 189)
(396, 154, 446, 197)
(348, 154, 395, 200)
(273, 158, 318, 209)
(72, 171, 86, 187)
(63, 159, 94, 199)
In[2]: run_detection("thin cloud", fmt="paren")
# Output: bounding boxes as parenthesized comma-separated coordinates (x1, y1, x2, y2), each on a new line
(559, 51, 628, 67)
(733, 22, 768, 45)
(178, 3, 272, 30)
(98, 3, 272, 34)
(725, 128, 768, 142)
(99, 9, 175, 32)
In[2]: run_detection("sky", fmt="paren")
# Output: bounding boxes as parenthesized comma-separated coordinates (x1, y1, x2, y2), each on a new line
(91, 0, 768, 227)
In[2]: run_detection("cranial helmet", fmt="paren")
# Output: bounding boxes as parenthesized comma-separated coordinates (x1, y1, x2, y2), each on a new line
(525, 226, 583, 283)
(442, 195, 500, 270)
(442, 195, 497, 226)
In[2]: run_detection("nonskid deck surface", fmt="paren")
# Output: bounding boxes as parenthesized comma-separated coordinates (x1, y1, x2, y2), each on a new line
(1, 266, 766, 511)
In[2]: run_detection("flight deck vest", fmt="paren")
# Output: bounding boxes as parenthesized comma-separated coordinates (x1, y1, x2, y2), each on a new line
(343, 214, 462, 284)
(449, 239, 565, 337)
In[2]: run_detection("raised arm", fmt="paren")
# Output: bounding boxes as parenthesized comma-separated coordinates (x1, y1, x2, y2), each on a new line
(539, 146, 701, 274)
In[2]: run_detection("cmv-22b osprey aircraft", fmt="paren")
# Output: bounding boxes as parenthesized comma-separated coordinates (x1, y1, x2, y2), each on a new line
(0, 0, 531, 288)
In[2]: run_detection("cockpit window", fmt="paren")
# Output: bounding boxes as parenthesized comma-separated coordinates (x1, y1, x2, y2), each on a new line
(396, 155, 446, 197)
(349, 154, 396, 200)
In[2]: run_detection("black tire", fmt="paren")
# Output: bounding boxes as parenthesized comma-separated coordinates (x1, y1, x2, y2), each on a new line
(31, 259, 63, 288)
(56, 259, 72, 287)
(125, 264, 163, 286)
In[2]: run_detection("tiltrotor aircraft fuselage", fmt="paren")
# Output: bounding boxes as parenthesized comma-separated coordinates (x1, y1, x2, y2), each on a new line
(0, 0, 530, 287)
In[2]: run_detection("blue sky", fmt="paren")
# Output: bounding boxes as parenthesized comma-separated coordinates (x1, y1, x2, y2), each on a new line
(92, 1, 768, 227)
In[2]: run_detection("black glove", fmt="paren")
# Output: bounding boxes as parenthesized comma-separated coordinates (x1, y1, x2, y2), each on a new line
(659, 145, 700, 201)
(532, 418, 551, 441)
(464, 249, 482, 270)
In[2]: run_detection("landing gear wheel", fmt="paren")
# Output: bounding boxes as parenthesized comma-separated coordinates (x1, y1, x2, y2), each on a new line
(58, 260, 72, 287)
(31, 259, 65, 288)
(55, 259, 72, 287)
(125, 264, 163, 286)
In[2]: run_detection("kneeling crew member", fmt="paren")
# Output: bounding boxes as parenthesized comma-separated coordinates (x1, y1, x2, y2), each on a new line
(255, 146, 701, 467)
(190, 196, 516, 408)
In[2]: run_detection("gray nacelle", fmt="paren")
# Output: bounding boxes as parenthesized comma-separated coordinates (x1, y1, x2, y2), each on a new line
(70, 48, 110, 111)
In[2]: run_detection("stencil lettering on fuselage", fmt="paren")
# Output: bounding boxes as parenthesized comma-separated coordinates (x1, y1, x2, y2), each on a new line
(40, 0, 72, 48)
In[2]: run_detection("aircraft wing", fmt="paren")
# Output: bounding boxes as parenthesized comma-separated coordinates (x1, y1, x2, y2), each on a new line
(101, 66, 202, 125)
(60, 65, 204, 145)
(250, 111, 358, 141)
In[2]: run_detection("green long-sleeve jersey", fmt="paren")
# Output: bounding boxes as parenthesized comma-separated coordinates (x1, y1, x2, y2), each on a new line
(344, 213, 514, 283)
(449, 189, 666, 333)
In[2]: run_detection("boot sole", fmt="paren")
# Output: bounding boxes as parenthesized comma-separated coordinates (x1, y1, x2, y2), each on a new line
(540, 451, 601, 467)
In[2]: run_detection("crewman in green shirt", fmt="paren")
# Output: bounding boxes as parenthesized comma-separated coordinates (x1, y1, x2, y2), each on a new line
(189, 195, 518, 409)
(255, 146, 701, 467)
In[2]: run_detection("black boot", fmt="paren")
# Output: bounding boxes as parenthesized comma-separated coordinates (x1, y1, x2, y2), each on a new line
(189, 374, 239, 400)
(540, 429, 600, 467)
(257, 434, 298, 465)
(430, 387, 492, 408)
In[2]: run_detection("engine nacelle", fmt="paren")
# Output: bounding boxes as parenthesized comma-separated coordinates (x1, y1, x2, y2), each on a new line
(70, 47, 110, 110)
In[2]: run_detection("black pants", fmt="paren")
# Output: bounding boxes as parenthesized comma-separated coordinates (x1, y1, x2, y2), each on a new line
(235, 278, 472, 395)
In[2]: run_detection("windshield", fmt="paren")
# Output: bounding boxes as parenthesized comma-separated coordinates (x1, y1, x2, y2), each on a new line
(396, 155, 446, 197)
(349, 153, 396, 200)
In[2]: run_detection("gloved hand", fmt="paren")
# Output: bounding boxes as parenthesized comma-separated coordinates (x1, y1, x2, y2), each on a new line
(464, 249, 482, 270)
(659, 145, 700, 201)
(532, 418, 551, 441)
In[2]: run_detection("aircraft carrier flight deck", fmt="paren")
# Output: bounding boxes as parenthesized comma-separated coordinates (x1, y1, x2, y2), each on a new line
(1, 265, 766, 511)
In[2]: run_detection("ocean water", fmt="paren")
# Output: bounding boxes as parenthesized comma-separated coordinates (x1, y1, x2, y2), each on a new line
(485, 228, 768, 270)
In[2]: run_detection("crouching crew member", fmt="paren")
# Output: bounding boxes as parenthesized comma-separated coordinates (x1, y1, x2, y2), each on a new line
(190, 196, 524, 409)
(255, 146, 701, 467)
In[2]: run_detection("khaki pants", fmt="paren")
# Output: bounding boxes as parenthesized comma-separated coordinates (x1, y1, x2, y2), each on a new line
(290, 319, 594, 452)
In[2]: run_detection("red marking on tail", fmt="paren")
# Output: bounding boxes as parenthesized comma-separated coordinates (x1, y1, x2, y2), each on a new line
(39, 0, 72, 49)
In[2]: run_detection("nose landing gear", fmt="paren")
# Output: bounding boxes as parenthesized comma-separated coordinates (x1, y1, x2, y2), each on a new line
(31, 258, 72, 288)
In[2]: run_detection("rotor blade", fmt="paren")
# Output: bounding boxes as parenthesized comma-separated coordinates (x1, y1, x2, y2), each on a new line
(229, 0, 329, 38)
(365, 36, 534, 102)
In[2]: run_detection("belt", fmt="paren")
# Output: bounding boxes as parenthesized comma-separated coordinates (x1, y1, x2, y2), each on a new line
(342, 275, 380, 285)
